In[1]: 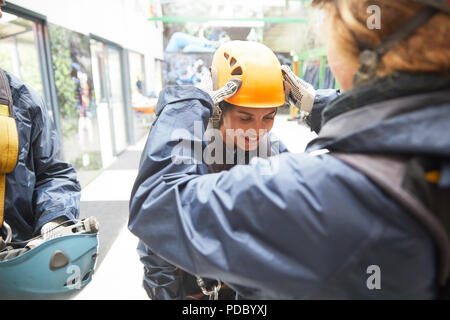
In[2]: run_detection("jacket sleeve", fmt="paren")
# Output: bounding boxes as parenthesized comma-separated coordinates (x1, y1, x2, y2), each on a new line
(31, 94, 81, 234)
(137, 240, 187, 299)
(129, 86, 382, 299)
(278, 138, 289, 153)
(306, 89, 340, 134)
(268, 132, 289, 155)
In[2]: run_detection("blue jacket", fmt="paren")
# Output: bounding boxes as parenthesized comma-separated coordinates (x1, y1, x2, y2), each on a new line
(2, 70, 80, 244)
(129, 82, 449, 299)
(137, 125, 289, 300)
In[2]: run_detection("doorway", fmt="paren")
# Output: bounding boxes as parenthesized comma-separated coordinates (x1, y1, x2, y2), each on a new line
(90, 39, 128, 167)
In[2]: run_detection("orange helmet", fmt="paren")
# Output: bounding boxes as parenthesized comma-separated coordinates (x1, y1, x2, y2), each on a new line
(211, 41, 285, 108)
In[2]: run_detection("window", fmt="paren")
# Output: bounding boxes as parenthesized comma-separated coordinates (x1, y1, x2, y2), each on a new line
(49, 24, 103, 186)
(0, 12, 44, 98)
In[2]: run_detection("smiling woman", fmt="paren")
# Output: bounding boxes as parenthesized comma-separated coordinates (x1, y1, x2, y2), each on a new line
(204, 41, 287, 169)
(136, 40, 291, 301)
(218, 100, 278, 152)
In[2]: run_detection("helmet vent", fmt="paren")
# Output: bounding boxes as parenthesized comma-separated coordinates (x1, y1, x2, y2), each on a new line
(224, 52, 229, 60)
(82, 271, 91, 282)
(230, 57, 237, 67)
(64, 277, 79, 287)
(231, 66, 242, 76)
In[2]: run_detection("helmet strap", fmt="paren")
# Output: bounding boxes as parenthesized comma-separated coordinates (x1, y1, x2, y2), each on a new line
(211, 105, 222, 129)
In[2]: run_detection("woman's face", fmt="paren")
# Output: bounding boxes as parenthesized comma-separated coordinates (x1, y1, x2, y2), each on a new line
(220, 105, 277, 151)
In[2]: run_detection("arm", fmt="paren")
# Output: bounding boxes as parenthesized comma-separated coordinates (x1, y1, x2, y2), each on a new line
(31, 95, 81, 235)
(277, 138, 289, 153)
(268, 132, 289, 154)
(306, 89, 340, 134)
(281, 65, 340, 134)
(137, 240, 186, 299)
(129, 86, 380, 299)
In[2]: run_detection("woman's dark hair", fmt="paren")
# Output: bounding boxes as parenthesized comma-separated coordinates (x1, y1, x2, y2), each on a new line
(218, 100, 237, 127)
(218, 100, 280, 126)
(218, 100, 235, 113)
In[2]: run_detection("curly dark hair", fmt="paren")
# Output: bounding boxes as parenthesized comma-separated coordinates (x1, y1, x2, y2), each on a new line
(217, 100, 236, 127)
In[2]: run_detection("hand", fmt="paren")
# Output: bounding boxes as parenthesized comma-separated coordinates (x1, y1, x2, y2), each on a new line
(40, 220, 66, 241)
(25, 221, 60, 249)
(26, 218, 69, 249)
(196, 69, 242, 106)
(281, 65, 316, 112)
(41, 216, 73, 241)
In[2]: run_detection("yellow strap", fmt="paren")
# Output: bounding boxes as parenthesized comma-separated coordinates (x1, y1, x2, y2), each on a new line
(0, 103, 19, 228)
(426, 170, 440, 184)
(0, 174, 5, 229)
(0, 104, 9, 117)
(0, 104, 8, 228)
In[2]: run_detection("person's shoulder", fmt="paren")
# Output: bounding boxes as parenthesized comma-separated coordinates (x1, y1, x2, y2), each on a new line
(241, 151, 357, 190)
(259, 151, 389, 210)
(276, 151, 379, 190)
(281, 152, 429, 232)
(156, 85, 212, 115)
(268, 152, 424, 239)
(4, 70, 47, 117)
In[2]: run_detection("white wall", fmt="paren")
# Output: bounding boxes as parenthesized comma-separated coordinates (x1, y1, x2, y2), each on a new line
(8, 0, 164, 59)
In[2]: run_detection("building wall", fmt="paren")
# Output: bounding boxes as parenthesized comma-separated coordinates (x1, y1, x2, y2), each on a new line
(8, 0, 164, 60)
(8, 0, 164, 94)
(3, 0, 164, 186)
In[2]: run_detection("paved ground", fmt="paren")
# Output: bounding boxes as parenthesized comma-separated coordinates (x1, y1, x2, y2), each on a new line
(71, 114, 316, 300)
(272, 115, 317, 153)
(73, 138, 147, 300)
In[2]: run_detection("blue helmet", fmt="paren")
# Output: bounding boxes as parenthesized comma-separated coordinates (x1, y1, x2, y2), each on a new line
(0, 233, 98, 299)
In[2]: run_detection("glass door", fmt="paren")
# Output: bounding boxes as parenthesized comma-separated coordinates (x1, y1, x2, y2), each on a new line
(48, 24, 104, 186)
(106, 47, 127, 154)
(90, 39, 128, 165)
(0, 12, 45, 101)
(128, 51, 153, 141)
(90, 40, 115, 167)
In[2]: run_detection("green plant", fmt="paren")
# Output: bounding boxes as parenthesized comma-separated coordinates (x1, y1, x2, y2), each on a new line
(72, 151, 103, 171)
(49, 24, 77, 136)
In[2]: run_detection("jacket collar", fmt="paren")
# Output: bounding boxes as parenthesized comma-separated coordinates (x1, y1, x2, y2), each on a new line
(321, 72, 450, 126)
